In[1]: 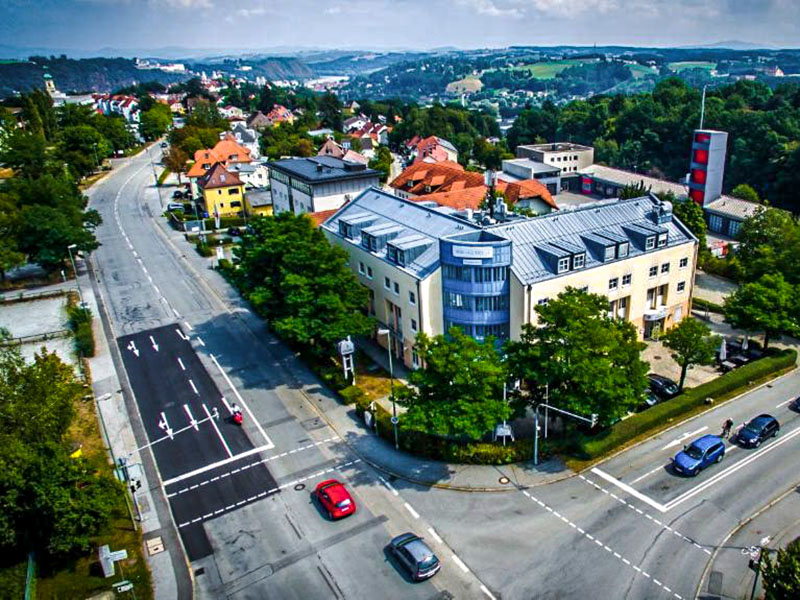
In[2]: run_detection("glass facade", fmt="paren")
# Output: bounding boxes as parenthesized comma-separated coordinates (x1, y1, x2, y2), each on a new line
(440, 232, 512, 342)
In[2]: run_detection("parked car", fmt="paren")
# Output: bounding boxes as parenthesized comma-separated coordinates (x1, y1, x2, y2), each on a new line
(160, 142, 168, 148)
(172, 190, 185, 199)
(166, 202, 185, 212)
(672, 434, 725, 476)
(314, 479, 355, 520)
(648, 374, 680, 400)
(389, 533, 440, 581)
(638, 391, 659, 412)
(737, 414, 779, 448)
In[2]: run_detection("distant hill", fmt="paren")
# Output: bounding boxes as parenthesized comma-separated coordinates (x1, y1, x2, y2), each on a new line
(0, 56, 190, 98)
(680, 40, 776, 50)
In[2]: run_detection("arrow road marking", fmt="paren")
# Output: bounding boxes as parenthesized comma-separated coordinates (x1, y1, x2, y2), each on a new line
(183, 404, 199, 431)
(149, 335, 159, 352)
(126, 340, 139, 357)
(175, 328, 188, 341)
(661, 426, 708, 451)
(157, 412, 174, 439)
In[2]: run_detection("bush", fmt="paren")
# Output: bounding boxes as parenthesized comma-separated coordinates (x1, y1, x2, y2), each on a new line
(692, 297, 724, 314)
(217, 258, 232, 271)
(195, 242, 213, 257)
(339, 385, 366, 405)
(579, 349, 797, 459)
(67, 305, 95, 357)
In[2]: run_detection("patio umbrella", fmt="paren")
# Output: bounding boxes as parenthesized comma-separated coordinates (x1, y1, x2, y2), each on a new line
(719, 338, 727, 362)
(741, 336, 749, 352)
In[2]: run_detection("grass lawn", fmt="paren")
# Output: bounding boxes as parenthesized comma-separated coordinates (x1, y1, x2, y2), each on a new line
(157, 167, 170, 186)
(34, 399, 153, 599)
(668, 61, 717, 72)
(510, 59, 596, 79)
(629, 64, 657, 79)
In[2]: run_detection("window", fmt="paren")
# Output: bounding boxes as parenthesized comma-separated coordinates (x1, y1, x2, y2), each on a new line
(708, 214, 723, 233)
(228, 188, 240, 195)
(729, 220, 742, 238)
(679, 257, 688, 269)
(393, 282, 400, 295)
(657, 233, 668, 248)
(677, 281, 686, 293)
(573, 254, 585, 269)
(649, 266, 658, 278)
(617, 242, 629, 258)
(445, 292, 466, 308)
(557, 257, 570, 273)
(604, 245, 615, 261)
(384, 277, 391, 290)
(367, 266, 373, 279)
(646, 236, 656, 250)
(359, 262, 365, 274)
(608, 277, 619, 291)
(412, 349, 420, 368)
(578, 286, 589, 293)
(409, 291, 416, 305)
(411, 319, 418, 332)
(661, 262, 670, 274)
(622, 273, 632, 286)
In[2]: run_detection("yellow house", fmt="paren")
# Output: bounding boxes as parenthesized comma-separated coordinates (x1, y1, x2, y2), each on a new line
(244, 189, 273, 217)
(197, 162, 245, 218)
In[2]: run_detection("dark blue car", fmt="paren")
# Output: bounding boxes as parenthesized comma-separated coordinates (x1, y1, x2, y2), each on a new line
(672, 434, 726, 476)
(737, 414, 779, 448)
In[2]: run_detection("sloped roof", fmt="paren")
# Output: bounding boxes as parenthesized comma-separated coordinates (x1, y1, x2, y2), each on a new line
(413, 186, 488, 210)
(318, 138, 345, 158)
(579, 164, 688, 199)
(704, 195, 763, 221)
(390, 161, 483, 196)
(197, 163, 242, 190)
(499, 179, 557, 210)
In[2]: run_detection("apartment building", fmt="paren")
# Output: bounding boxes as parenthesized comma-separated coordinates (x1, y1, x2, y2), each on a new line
(516, 142, 595, 174)
(322, 188, 698, 369)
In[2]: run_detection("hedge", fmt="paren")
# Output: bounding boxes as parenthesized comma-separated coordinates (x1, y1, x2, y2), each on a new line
(354, 396, 535, 465)
(66, 304, 95, 358)
(579, 348, 797, 460)
(157, 168, 170, 186)
(692, 297, 724, 314)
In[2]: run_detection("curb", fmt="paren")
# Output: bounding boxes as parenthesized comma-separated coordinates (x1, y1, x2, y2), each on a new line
(695, 481, 800, 600)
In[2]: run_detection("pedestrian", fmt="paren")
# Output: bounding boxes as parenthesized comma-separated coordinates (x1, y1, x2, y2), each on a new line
(722, 418, 734, 438)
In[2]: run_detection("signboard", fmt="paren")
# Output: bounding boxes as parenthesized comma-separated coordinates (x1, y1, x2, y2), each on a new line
(99, 545, 129, 578)
(462, 259, 483, 266)
(452, 245, 493, 259)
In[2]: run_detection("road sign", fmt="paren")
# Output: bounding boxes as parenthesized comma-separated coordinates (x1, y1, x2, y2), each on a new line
(113, 580, 133, 593)
(390, 416, 399, 425)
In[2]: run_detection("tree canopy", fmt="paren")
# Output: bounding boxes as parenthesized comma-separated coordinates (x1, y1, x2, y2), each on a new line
(735, 208, 800, 285)
(723, 273, 799, 349)
(661, 318, 718, 390)
(761, 539, 800, 600)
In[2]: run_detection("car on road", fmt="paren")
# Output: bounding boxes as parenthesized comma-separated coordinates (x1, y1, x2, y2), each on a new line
(166, 202, 185, 212)
(160, 142, 168, 148)
(172, 190, 185, 199)
(389, 533, 440, 581)
(672, 434, 725, 476)
(314, 479, 356, 520)
(648, 374, 680, 400)
(737, 414, 779, 448)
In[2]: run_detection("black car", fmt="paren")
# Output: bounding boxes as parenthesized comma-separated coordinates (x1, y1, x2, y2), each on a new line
(737, 414, 779, 448)
(389, 533, 440, 581)
(160, 142, 168, 148)
(648, 374, 680, 400)
(172, 190, 184, 199)
(638, 391, 659, 412)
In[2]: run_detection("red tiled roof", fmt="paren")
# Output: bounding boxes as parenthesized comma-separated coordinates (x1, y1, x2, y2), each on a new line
(499, 179, 557, 210)
(307, 208, 340, 227)
(413, 186, 488, 210)
(390, 161, 483, 196)
(197, 162, 242, 190)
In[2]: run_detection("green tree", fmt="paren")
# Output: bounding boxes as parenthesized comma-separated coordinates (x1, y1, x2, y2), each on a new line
(59, 124, 110, 176)
(735, 208, 800, 284)
(619, 180, 651, 199)
(723, 273, 799, 349)
(761, 539, 800, 599)
(0, 128, 48, 179)
(232, 213, 372, 357)
(730, 183, 761, 204)
(506, 288, 649, 426)
(368, 146, 393, 182)
(318, 92, 343, 130)
(397, 327, 511, 440)
(0, 195, 24, 280)
(163, 145, 189, 184)
(671, 197, 708, 251)
(93, 114, 135, 154)
(661, 318, 718, 390)
(139, 102, 173, 141)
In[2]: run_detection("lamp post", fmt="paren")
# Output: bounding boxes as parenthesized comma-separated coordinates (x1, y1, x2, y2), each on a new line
(377, 328, 399, 450)
(534, 403, 597, 465)
(67, 244, 84, 306)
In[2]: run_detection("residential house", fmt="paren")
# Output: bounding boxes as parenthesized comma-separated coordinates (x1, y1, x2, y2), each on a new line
(197, 163, 246, 218)
(230, 121, 261, 159)
(389, 161, 484, 199)
(411, 136, 459, 164)
(244, 189, 273, 217)
(343, 114, 369, 133)
(247, 111, 271, 129)
(228, 160, 269, 189)
(268, 155, 381, 215)
(318, 138, 346, 159)
(187, 135, 252, 196)
(219, 105, 245, 120)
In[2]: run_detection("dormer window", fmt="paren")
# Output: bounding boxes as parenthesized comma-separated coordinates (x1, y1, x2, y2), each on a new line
(657, 233, 668, 247)
(339, 222, 354, 239)
(604, 245, 615, 261)
(618, 242, 629, 258)
(645, 236, 656, 250)
(557, 257, 570, 273)
(572, 253, 585, 269)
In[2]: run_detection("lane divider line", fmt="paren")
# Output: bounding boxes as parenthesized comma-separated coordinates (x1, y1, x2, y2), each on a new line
(202, 403, 232, 458)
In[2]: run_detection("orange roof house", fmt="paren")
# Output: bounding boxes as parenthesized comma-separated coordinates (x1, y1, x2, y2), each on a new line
(390, 161, 483, 197)
(186, 135, 252, 178)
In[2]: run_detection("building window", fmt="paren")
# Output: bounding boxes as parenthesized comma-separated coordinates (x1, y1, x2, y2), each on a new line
(622, 273, 632, 286)
(708, 214, 723, 233)
(573, 253, 585, 269)
(677, 281, 686, 293)
(604, 246, 615, 261)
(411, 319, 418, 332)
(445, 292, 466, 308)
(729, 220, 742, 238)
(646, 236, 656, 250)
(608, 277, 619, 291)
(657, 233, 668, 248)
(661, 262, 670, 274)
(367, 266, 373, 279)
(679, 257, 688, 269)
(384, 277, 391, 290)
(412, 349, 420, 368)
(557, 257, 570, 273)
(228, 188, 240, 195)
(393, 282, 400, 295)
(359, 262, 365, 274)
(409, 291, 416, 305)
(578, 286, 589, 293)
(618, 242, 629, 258)
(649, 266, 658, 278)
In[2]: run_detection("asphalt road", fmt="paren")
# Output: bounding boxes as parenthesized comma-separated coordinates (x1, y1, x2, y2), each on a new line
(88, 147, 488, 599)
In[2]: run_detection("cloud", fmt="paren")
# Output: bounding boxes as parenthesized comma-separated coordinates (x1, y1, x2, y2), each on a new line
(457, 0, 524, 18)
(236, 6, 267, 17)
(324, 6, 342, 14)
(157, 0, 213, 7)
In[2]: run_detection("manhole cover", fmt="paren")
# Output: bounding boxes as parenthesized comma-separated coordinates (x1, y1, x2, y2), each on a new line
(294, 483, 306, 491)
(146, 537, 165, 555)
(499, 476, 511, 485)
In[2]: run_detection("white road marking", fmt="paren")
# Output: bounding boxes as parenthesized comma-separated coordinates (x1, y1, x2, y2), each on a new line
(590, 468, 668, 512)
(152, 284, 160, 295)
(220, 396, 233, 414)
(178, 358, 186, 371)
(202, 403, 232, 457)
(189, 379, 199, 395)
(175, 328, 188, 341)
(183, 404, 199, 431)
(775, 396, 796, 408)
(197, 337, 205, 347)
(377, 475, 399, 496)
(661, 426, 708, 450)
(451, 554, 469, 573)
(161, 443, 277, 485)
(480, 584, 497, 600)
(404, 503, 420, 519)
(427, 527, 443, 544)
(210, 353, 274, 449)
(184, 321, 193, 331)
(172, 307, 180, 318)
(630, 463, 668, 484)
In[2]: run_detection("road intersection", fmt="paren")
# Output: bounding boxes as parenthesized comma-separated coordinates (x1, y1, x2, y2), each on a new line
(86, 146, 800, 599)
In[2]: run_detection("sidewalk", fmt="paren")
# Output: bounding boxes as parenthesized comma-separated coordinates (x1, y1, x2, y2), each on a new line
(699, 484, 800, 600)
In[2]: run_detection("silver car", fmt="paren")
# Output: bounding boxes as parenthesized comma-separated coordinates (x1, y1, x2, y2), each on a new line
(389, 533, 440, 581)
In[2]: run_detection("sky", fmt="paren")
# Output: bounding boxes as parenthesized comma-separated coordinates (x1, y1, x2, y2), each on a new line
(1, 0, 799, 55)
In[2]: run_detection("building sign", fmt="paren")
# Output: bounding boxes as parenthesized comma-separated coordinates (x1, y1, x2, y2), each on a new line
(463, 259, 484, 266)
(452, 245, 493, 259)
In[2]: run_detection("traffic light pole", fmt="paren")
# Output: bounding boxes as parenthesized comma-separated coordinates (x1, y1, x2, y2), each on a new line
(534, 403, 597, 465)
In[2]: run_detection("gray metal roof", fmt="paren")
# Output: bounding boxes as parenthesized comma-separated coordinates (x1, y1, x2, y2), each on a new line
(488, 196, 696, 285)
(704, 195, 763, 221)
(268, 155, 380, 184)
(322, 187, 479, 279)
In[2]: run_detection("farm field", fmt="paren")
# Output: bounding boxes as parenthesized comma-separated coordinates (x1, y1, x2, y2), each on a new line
(668, 60, 717, 72)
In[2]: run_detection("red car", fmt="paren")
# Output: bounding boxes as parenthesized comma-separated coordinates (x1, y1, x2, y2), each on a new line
(314, 479, 356, 520)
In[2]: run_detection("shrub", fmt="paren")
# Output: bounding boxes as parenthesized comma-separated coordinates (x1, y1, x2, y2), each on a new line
(692, 297, 724, 314)
(579, 349, 797, 459)
(339, 385, 366, 405)
(66, 305, 95, 357)
(195, 242, 213, 257)
(217, 258, 232, 271)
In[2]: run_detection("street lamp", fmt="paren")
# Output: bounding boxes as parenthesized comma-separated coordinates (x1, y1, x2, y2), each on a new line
(377, 328, 399, 450)
(533, 403, 597, 465)
(67, 244, 84, 306)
